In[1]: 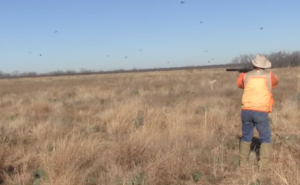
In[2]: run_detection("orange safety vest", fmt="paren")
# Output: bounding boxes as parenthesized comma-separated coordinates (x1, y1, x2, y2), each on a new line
(241, 70, 274, 113)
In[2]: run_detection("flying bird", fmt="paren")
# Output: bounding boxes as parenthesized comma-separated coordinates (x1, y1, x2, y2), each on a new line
(260, 27, 263, 30)
(107, 55, 109, 57)
(55, 31, 58, 33)
(181, 1, 185, 4)
(200, 21, 203, 23)
(125, 56, 127, 58)
(39, 54, 42, 56)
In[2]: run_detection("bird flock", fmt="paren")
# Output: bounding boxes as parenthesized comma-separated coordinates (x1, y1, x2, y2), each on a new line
(28, 30, 58, 57)
(27, 1, 264, 66)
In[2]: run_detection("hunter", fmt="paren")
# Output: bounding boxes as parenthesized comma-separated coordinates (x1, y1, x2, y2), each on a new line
(237, 54, 279, 172)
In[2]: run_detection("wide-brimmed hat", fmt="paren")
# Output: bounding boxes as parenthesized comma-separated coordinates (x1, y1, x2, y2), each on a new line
(252, 54, 271, 68)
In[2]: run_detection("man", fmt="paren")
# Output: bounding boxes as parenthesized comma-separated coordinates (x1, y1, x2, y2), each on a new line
(237, 54, 279, 172)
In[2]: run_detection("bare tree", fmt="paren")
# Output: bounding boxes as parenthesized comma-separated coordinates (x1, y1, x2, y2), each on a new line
(11, 70, 21, 77)
(231, 54, 255, 68)
(231, 51, 300, 68)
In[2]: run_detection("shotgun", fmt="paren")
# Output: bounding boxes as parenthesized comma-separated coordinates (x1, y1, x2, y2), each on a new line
(225, 69, 253, 73)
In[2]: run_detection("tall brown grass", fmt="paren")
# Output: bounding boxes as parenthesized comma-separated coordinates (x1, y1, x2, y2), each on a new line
(0, 67, 299, 185)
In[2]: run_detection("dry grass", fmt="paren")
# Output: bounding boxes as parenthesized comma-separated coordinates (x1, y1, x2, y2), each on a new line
(0, 67, 299, 185)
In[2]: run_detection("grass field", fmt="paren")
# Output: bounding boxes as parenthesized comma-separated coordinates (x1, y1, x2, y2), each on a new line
(0, 67, 299, 185)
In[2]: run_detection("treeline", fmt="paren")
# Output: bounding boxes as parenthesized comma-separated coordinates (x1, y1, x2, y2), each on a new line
(0, 64, 240, 79)
(0, 50, 299, 79)
(231, 50, 300, 68)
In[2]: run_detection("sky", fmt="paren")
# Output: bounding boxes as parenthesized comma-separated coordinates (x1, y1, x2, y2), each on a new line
(0, 0, 299, 74)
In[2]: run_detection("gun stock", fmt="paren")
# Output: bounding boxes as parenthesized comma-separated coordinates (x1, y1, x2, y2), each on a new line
(226, 69, 253, 73)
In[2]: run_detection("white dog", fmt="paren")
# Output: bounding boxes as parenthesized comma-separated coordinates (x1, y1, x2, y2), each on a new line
(209, 80, 216, 89)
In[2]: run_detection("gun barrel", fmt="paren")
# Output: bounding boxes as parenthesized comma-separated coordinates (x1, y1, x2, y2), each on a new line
(226, 69, 253, 73)
(226, 69, 241, 71)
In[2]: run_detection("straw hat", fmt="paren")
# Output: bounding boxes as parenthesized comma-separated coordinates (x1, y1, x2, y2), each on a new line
(252, 54, 271, 68)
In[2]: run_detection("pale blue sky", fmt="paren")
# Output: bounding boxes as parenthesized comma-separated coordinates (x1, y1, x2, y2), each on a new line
(1, 0, 299, 73)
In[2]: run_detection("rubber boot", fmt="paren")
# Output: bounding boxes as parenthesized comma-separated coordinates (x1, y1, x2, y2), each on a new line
(258, 143, 272, 172)
(239, 141, 251, 168)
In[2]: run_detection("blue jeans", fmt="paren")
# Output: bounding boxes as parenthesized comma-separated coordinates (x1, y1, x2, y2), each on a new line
(241, 110, 271, 144)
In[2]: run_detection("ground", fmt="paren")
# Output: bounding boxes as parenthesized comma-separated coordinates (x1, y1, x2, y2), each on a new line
(0, 67, 299, 185)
